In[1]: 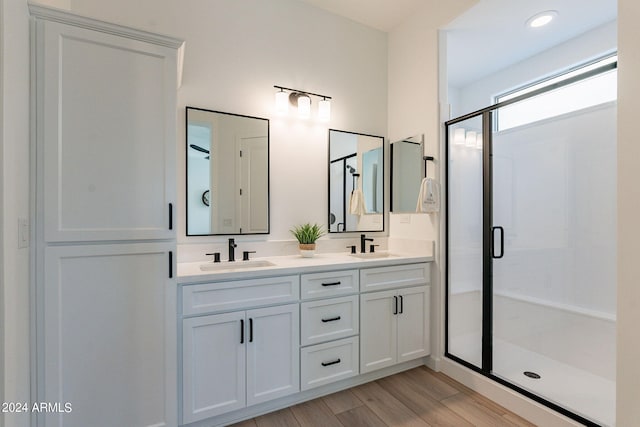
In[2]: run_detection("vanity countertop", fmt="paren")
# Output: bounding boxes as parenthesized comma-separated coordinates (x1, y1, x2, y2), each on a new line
(177, 251, 434, 283)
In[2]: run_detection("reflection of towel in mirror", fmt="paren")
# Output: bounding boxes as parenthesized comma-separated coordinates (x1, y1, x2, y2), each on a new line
(416, 177, 440, 213)
(349, 189, 366, 216)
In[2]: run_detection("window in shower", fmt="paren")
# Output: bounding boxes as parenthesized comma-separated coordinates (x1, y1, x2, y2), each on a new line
(495, 54, 617, 131)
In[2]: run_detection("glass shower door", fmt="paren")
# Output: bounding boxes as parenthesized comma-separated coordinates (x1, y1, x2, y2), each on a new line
(490, 103, 617, 425)
(446, 115, 484, 369)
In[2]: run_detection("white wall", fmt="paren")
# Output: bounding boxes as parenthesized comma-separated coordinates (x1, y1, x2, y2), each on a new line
(387, 0, 476, 372)
(452, 20, 617, 117)
(67, 0, 388, 253)
(617, 0, 640, 424)
(2, 0, 31, 426)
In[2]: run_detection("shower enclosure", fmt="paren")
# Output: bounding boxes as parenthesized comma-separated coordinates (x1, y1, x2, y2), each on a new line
(446, 63, 617, 426)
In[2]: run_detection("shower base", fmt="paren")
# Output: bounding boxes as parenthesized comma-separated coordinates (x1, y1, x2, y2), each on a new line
(450, 334, 615, 426)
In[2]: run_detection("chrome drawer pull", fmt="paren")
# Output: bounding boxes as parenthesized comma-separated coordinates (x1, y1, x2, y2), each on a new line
(321, 358, 341, 367)
(321, 316, 341, 323)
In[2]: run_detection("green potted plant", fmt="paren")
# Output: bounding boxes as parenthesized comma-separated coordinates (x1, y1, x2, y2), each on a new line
(290, 223, 325, 257)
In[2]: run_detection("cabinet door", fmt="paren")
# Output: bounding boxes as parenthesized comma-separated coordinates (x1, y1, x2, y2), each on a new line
(246, 304, 299, 406)
(360, 290, 397, 373)
(39, 20, 177, 242)
(397, 286, 431, 363)
(43, 243, 176, 427)
(182, 312, 246, 423)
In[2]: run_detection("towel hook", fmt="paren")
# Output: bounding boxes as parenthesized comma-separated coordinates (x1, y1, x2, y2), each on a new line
(423, 156, 435, 178)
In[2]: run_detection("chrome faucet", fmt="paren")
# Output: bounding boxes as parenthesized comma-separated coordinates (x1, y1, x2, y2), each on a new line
(360, 234, 374, 253)
(228, 238, 237, 262)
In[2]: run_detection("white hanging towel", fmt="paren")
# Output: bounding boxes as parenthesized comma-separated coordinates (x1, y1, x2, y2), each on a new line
(349, 189, 366, 216)
(416, 177, 440, 213)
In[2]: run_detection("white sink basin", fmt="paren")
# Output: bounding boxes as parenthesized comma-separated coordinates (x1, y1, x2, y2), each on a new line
(349, 252, 395, 259)
(199, 259, 276, 272)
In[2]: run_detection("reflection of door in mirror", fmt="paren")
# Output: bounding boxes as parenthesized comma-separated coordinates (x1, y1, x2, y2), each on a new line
(239, 135, 268, 233)
(391, 136, 423, 213)
(328, 129, 384, 233)
(186, 107, 269, 235)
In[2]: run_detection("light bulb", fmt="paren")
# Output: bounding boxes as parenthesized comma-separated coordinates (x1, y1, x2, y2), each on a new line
(298, 94, 311, 119)
(453, 128, 466, 145)
(275, 90, 288, 114)
(318, 98, 331, 121)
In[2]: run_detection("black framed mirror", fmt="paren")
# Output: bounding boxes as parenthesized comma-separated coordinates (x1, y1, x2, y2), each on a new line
(186, 107, 269, 235)
(328, 129, 384, 233)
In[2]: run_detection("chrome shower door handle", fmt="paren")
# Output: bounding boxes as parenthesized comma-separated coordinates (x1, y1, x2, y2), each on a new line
(492, 226, 505, 259)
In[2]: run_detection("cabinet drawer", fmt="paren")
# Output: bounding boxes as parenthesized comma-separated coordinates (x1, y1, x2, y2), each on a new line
(301, 295, 359, 346)
(360, 263, 430, 292)
(182, 275, 299, 316)
(301, 270, 358, 300)
(300, 337, 359, 391)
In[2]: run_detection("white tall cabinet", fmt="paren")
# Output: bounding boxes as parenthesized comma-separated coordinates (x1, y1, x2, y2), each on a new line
(31, 5, 183, 427)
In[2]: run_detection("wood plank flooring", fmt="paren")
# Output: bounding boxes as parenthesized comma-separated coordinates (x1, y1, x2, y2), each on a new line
(231, 366, 536, 427)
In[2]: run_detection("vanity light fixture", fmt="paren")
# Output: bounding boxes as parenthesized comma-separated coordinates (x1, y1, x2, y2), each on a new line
(273, 85, 332, 121)
(275, 88, 289, 114)
(318, 97, 331, 121)
(526, 10, 558, 28)
(297, 94, 311, 119)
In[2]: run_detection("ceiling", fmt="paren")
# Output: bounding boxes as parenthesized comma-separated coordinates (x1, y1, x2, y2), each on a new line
(445, 0, 617, 87)
(294, 0, 435, 32)
(295, 0, 616, 89)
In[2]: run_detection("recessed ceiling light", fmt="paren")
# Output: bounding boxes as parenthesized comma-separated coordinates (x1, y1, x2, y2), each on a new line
(526, 10, 558, 28)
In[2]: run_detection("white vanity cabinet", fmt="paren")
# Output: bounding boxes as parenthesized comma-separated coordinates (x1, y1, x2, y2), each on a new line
(360, 264, 431, 374)
(181, 278, 300, 424)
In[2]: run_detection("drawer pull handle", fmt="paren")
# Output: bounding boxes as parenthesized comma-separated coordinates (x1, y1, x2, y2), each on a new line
(321, 316, 341, 323)
(321, 358, 341, 367)
(321, 281, 341, 287)
(240, 319, 244, 344)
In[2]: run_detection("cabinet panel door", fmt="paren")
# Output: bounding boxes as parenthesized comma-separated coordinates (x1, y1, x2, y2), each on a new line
(43, 243, 176, 427)
(40, 20, 176, 242)
(246, 304, 299, 406)
(397, 286, 431, 363)
(182, 312, 246, 423)
(360, 290, 397, 373)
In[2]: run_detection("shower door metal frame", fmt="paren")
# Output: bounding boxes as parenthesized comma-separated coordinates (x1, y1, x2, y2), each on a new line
(444, 61, 617, 427)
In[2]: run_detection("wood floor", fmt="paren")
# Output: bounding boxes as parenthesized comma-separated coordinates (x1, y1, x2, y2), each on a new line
(230, 366, 537, 427)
